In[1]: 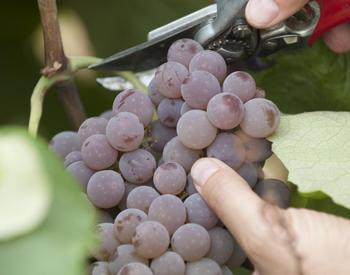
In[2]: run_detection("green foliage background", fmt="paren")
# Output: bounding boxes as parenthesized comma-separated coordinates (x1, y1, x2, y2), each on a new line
(0, 0, 209, 138)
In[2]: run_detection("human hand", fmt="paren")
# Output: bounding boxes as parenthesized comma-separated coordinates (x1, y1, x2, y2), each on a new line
(245, 0, 350, 53)
(191, 158, 350, 275)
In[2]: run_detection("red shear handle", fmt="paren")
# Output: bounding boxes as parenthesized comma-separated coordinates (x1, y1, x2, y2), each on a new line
(309, 0, 350, 44)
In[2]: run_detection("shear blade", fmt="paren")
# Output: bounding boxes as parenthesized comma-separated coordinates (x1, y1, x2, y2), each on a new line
(90, 5, 217, 72)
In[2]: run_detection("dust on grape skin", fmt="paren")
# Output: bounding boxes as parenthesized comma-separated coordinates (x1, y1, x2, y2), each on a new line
(265, 109, 276, 128)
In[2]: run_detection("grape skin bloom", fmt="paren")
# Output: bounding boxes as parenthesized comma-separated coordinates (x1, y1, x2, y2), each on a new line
(81, 134, 118, 170)
(206, 133, 245, 170)
(153, 161, 187, 195)
(207, 93, 244, 130)
(171, 223, 210, 262)
(126, 186, 160, 213)
(49, 131, 81, 158)
(150, 251, 186, 275)
(119, 149, 156, 184)
(87, 170, 125, 209)
(78, 117, 108, 143)
(181, 70, 221, 110)
(240, 98, 281, 138)
(106, 112, 144, 152)
(223, 71, 256, 102)
(177, 110, 217, 150)
(132, 221, 170, 259)
(112, 89, 154, 127)
(189, 50, 227, 83)
(167, 38, 203, 67)
(154, 61, 189, 99)
(157, 98, 184, 128)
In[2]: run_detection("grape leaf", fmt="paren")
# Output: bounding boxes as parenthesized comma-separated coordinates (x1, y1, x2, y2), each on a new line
(255, 41, 350, 113)
(0, 130, 52, 240)
(0, 127, 96, 275)
(268, 112, 350, 209)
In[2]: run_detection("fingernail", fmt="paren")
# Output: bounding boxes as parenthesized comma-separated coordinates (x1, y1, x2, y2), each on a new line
(246, 0, 279, 27)
(191, 159, 220, 187)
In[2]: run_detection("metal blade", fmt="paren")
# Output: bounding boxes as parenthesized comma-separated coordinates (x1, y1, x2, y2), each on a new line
(90, 5, 217, 72)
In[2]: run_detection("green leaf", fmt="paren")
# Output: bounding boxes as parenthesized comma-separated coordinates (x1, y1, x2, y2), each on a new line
(269, 112, 350, 209)
(0, 129, 52, 240)
(0, 127, 96, 275)
(255, 41, 350, 113)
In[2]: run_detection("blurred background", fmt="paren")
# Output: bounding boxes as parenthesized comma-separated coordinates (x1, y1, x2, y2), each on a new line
(1, 0, 210, 138)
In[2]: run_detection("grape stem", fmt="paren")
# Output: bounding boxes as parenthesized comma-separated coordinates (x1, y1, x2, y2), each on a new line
(116, 71, 148, 94)
(28, 56, 102, 137)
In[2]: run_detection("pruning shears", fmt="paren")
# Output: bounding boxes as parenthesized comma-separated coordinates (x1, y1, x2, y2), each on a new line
(91, 0, 350, 89)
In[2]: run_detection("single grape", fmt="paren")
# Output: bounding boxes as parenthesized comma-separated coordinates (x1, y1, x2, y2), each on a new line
(167, 38, 203, 67)
(67, 160, 95, 191)
(118, 182, 139, 210)
(207, 93, 244, 130)
(150, 251, 186, 275)
(184, 193, 218, 230)
(153, 162, 187, 195)
(162, 137, 202, 172)
(148, 77, 165, 106)
(150, 120, 177, 152)
(157, 98, 184, 128)
(99, 110, 115, 120)
(106, 112, 144, 152)
(126, 186, 160, 213)
(119, 149, 156, 184)
(78, 117, 108, 142)
(254, 179, 291, 208)
(64, 151, 82, 167)
(185, 258, 222, 275)
(186, 175, 198, 195)
(240, 98, 280, 138)
(181, 71, 221, 110)
(206, 227, 234, 264)
(90, 261, 109, 275)
(132, 221, 170, 259)
(237, 162, 259, 188)
(148, 194, 186, 235)
(221, 265, 233, 275)
(189, 50, 227, 83)
(154, 61, 189, 98)
(112, 89, 154, 127)
(180, 102, 192, 116)
(108, 244, 148, 275)
(81, 134, 118, 170)
(255, 87, 266, 98)
(97, 210, 114, 224)
(235, 130, 272, 162)
(92, 223, 120, 261)
(117, 263, 153, 275)
(223, 71, 256, 102)
(49, 131, 81, 158)
(114, 208, 148, 244)
(177, 110, 217, 150)
(206, 133, 245, 170)
(225, 239, 247, 268)
(171, 223, 210, 262)
(87, 170, 125, 209)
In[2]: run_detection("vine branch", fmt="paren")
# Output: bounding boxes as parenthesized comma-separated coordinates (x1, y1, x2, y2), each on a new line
(37, 0, 86, 129)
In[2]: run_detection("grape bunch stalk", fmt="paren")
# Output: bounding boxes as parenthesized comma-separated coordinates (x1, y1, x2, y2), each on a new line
(49, 38, 291, 275)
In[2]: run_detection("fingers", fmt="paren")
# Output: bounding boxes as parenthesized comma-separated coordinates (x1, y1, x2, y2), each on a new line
(245, 0, 309, 28)
(285, 208, 350, 274)
(323, 22, 350, 53)
(191, 158, 300, 274)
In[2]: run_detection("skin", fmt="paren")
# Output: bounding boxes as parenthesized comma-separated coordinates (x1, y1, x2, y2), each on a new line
(245, 0, 350, 53)
(191, 158, 350, 275)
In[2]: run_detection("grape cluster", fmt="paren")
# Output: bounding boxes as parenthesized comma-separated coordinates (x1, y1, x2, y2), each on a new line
(49, 38, 291, 275)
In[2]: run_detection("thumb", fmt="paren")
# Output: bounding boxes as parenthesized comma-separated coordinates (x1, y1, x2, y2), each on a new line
(191, 158, 300, 274)
(245, 0, 309, 28)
